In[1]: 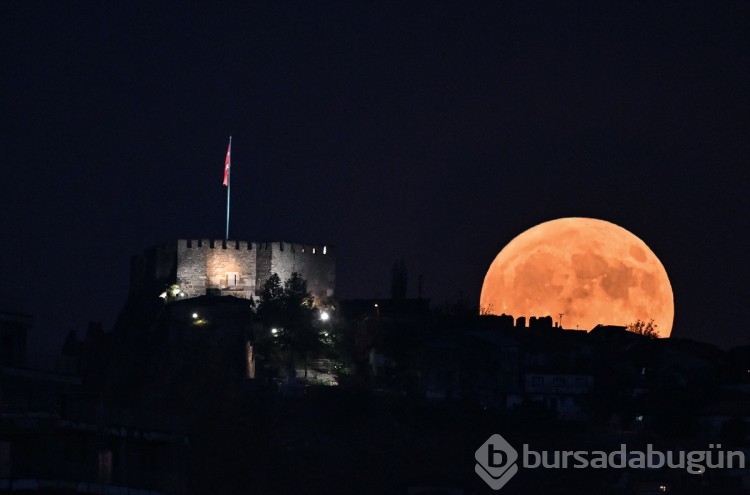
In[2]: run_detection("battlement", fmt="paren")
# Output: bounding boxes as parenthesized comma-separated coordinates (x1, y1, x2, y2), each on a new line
(134, 239, 336, 304)
(255, 241, 336, 302)
(178, 239, 253, 250)
(257, 241, 333, 256)
(176, 239, 333, 255)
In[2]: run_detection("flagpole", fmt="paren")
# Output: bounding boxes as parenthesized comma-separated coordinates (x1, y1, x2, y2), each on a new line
(225, 135, 232, 240)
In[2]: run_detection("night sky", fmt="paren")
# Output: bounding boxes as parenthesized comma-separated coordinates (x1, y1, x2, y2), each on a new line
(1, 1, 748, 360)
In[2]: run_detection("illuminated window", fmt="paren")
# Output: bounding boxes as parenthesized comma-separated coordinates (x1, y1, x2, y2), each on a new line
(227, 272, 239, 287)
(323, 246, 327, 254)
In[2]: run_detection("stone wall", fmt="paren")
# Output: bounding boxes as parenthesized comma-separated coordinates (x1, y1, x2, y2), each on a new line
(176, 239, 209, 298)
(255, 242, 273, 294)
(257, 242, 335, 302)
(133, 239, 335, 304)
(273, 243, 335, 302)
(175, 239, 334, 303)
(204, 239, 256, 296)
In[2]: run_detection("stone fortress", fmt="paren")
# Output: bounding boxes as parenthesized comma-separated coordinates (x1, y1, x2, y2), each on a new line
(129, 239, 335, 304)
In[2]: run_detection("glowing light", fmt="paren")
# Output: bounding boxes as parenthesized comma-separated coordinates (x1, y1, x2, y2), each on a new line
(480, 217, 674, 336)
(192, 313, 198, 319)
(320, 311, 330, 321)
(271, 328, 278, 335)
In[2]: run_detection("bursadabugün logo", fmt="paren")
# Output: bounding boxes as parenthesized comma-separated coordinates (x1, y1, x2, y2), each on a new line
(476, 434, 745, 491)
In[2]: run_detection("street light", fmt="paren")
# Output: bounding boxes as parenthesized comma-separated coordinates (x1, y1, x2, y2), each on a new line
(320, 311, 330, 321)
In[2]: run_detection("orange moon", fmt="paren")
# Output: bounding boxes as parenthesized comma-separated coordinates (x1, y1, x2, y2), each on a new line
(480, 217, 674, 337)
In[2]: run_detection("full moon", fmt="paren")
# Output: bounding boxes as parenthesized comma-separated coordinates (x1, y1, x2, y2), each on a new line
(480, 217, 674, 337)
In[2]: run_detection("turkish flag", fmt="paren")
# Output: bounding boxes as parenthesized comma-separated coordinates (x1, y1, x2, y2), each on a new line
(222, 141, 231, 186)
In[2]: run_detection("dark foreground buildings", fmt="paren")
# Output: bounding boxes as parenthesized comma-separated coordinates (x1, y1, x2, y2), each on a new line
(1, 274, 749, 493)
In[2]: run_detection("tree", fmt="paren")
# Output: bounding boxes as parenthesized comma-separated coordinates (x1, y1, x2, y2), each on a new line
(627, 319, 659, 339)
(283, 272, 314, 311)
(261, 273, 284, 303)
(257, 272, 320, 378)
(257, 273, 284, 326)
(159, 284, 181, 302)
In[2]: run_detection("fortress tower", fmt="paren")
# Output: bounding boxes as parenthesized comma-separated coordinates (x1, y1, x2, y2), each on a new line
(129, 239, 335, 304)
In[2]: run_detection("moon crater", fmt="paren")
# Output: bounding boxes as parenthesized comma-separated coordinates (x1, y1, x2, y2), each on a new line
(480, 217, 674, 337)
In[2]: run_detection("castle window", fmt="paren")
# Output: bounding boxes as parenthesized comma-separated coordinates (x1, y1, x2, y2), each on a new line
(226, 272, 239, 287)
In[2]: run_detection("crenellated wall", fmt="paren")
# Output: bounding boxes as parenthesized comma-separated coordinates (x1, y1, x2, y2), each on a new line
(256, 242, 335, 302)
(133, 239, 335, 304)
